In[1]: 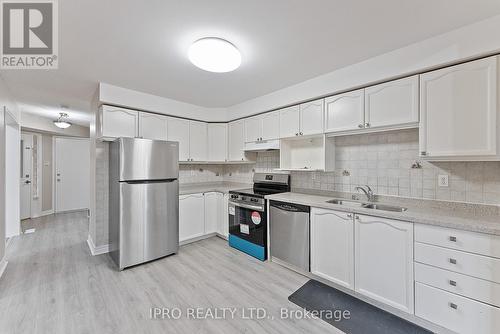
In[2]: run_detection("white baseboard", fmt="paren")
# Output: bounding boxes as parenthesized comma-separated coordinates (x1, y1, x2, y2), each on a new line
(40, 210, 54, 217)
(87, 234, 109, 256)
(0, 258, 8, 280)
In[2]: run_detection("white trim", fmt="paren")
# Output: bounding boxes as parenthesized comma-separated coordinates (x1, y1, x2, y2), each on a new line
(40, 209, 54, 217)
(0, 258, 8, 280)
(87, 234, 109, 256)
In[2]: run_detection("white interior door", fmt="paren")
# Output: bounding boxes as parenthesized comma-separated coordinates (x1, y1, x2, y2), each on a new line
(55, 137, 90, 212)
(20, 134, 32, 220)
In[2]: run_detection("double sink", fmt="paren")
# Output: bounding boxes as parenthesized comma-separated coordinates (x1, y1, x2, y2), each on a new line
(326, 199, 408, 212)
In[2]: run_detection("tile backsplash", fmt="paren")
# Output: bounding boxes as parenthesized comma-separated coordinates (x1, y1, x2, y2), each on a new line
(290, 129, 500, 205)
(181, 129, 500, 205)
(181, 151, 280, 184)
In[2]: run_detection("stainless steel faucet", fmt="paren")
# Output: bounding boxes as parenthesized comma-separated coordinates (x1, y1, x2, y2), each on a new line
(355, 185, 374, 202)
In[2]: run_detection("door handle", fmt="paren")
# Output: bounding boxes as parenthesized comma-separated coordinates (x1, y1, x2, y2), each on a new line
(25, 180, 31, 184)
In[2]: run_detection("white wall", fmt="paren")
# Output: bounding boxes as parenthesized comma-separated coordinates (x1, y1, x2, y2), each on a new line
(99, 83, 227, 122)
(20, 112, 90, 137)
(228, 14, 500, 120)
(5, 123, 20, 237)
(0, 75, 19, 274)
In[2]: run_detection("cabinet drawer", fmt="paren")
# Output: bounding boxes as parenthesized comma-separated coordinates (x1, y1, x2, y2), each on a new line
(415, 262, 500, 307)
(415, 242, 500, 283)
(415, 283, 500, 334)
(415, 224, 500, 258)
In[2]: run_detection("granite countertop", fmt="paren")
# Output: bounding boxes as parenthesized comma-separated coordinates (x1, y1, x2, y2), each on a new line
(265, 190, 500, 235)
(179, 182, 251, 195)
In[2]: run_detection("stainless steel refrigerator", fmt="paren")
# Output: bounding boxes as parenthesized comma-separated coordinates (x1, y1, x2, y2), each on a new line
(109, 138, 179, 270)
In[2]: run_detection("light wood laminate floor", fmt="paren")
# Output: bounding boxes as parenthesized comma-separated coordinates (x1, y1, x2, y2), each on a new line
(0, 212, 338, 334)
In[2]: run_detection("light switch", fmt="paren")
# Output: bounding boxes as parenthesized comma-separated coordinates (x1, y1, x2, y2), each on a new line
(438, 174, 449, 187)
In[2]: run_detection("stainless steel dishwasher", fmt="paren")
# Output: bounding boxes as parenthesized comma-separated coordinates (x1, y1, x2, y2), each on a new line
(269, 201, 310, 272)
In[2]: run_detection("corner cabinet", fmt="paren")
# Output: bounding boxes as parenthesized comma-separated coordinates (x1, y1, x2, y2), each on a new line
(354, 214, 414, 314)
(311, 208, 354, 289)
(419, 56, 500, 160)
(207, 123, 228, 161)
(99, 105, 139, 139)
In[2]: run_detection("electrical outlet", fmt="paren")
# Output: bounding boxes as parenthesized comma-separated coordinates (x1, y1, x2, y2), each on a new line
(438, 174, 449, 187)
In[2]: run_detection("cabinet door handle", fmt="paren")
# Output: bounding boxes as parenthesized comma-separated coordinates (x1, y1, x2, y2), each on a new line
(295, 133, 298, 136)
(449, 280, 457, 286)
(354, 215, 360, 220)
(358, 124, 364, 128)
(449, 236, 457, 242)
(449, 302, 458, 310)
(365, 123, 370, 127)
(420, 151, 427, 156)
(449, 258, 457, 264)
(346, 213, 352, 219)
(299, 132, 303, 135)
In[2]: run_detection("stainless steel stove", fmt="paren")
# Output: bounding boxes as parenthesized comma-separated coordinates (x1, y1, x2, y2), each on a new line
(228, 173, 290, 261)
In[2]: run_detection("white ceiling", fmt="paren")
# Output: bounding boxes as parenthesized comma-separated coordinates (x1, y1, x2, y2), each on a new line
(3, 0, 500, 125)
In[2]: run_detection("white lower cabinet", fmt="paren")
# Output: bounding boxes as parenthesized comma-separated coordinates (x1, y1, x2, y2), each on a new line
(310, 208, 354, 289)
(354, 214, 414, 313)
(415, 283, 500, 334)
(179, 193, 205, 242)
(220, 193, 229, 238)
(414, 224, 500, 333)
(204, 192, 223, 234)
(180, 192, 228, 244)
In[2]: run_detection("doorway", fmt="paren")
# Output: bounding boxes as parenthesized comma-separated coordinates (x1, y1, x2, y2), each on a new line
(54, 137, 90, 212)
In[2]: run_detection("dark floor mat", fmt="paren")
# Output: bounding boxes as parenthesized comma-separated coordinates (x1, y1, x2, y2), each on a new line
(288, 280, 433, 334)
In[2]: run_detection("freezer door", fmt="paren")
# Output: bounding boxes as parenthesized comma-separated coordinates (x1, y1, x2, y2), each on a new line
(119, 180, 179, 269)
(120, 182, 145, 268)
(144, 179, 179, 261)
(118, 137, 178, 181)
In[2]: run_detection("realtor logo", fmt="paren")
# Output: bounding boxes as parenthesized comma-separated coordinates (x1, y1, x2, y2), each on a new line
(1, 0, 58, 69)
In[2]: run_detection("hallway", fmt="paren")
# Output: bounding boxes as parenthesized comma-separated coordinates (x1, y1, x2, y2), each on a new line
(0, 212, 335, 334)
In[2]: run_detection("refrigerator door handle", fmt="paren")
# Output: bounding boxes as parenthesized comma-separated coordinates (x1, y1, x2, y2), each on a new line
(122, 179, 177, 184)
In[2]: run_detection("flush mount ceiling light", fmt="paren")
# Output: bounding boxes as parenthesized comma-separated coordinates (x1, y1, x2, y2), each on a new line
(53, 112, 72, 129)
(188, 37, 241, 73)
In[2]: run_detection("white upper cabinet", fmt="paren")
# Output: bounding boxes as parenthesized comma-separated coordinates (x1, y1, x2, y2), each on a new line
(207, 123, 228, 161)
(354, 214, 414, 314)
(167, 117, 190, 161)
(244, 116, 262, 143)
(324, 89, 365, 133)
(279, 101, 323, 138)
(420, 56, 499, 160)
(228, 120, 247, 161)
(189, 121, 207, 161)
(138, 113, 168, 140)
(100, 106, 139, 139)
(365, 75, 419, 129)
(311, 208, 354, 289)
(300, 99, 324, 136)
(261, 111, 280, 140)
(245, 113, 280, 142)
(279, 105, 301, 138)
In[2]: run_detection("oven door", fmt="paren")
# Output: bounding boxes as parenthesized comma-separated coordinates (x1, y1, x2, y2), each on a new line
(228, 201, 267, 247)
